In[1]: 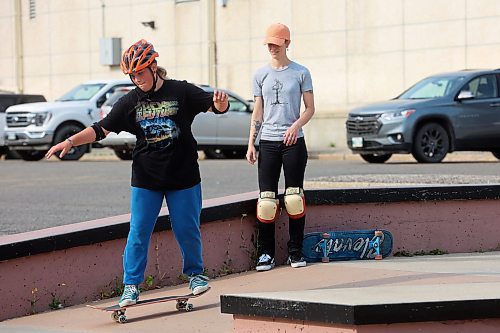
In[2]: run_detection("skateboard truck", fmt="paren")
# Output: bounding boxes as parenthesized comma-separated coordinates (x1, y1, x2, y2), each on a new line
(111, 310, 127, 324)
(370, 230, 383, 260)
(321, 232, 330, 263)
(110, 299, 194, 323)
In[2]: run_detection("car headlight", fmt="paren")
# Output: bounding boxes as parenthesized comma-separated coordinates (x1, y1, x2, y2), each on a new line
(380, 109, 416, 121)
(29, 112, 51, 126)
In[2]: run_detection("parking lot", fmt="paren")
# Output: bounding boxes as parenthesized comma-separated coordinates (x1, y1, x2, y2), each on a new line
(1, 149, 500, 235)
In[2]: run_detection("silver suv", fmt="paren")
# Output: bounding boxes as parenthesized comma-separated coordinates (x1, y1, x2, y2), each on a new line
(346, 69, 500, 163)
(98, 84, 254, 160)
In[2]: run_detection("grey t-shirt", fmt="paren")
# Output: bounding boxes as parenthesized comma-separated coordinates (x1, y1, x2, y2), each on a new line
(253, 61, 313, 141)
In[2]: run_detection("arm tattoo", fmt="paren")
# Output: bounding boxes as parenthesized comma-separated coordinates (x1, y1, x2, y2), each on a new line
(251, 120, 262, 143)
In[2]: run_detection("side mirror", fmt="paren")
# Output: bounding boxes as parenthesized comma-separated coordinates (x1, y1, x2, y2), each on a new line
(457, 90, 474, 101)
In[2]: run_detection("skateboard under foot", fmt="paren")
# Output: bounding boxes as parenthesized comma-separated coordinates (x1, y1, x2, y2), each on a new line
(87, 287, 210, 323)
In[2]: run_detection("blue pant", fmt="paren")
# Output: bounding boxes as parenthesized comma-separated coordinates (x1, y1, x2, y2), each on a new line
(123, 183, 203, 285)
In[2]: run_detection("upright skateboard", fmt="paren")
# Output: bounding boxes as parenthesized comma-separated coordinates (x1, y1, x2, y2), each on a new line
(87, 287, 210, 323)
(302, 229, 393, 262)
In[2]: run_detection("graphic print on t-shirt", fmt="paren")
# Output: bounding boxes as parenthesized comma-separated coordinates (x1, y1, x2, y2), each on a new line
(136, 100, 180, 150)
(271, 79, 288, 106)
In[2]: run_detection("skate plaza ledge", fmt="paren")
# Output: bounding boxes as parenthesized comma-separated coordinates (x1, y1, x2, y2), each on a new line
(2, 184, 500, 327)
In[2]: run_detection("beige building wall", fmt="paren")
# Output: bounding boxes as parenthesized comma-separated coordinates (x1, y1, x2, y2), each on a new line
(1, 1, 17, 93)
(1, 0, 500, 149)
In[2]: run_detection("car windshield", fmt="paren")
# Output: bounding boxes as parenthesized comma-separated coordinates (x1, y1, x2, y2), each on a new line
(398, 76, 465, 99)
(57, 83, 106, 101)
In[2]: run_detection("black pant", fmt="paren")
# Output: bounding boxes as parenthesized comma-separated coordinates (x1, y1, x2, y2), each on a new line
(257, 137, 308, 258)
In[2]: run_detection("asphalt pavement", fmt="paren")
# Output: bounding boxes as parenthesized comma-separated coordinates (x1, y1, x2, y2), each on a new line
(1, 148, 500, 235)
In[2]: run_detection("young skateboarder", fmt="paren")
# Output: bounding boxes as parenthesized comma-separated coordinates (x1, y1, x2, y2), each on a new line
(46, 39, 229, 306)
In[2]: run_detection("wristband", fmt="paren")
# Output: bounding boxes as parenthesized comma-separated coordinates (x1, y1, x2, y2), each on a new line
(91, 123, 106, 141)
(66, 138, 74, 146)
(212, 101, 230, 114)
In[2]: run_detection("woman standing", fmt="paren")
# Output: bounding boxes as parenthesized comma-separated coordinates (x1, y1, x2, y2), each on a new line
(246, 23, 315, 271)
(46, 39, 229, 306)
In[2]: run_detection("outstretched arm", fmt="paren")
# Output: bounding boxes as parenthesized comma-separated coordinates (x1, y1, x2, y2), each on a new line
(45, 126, 110, 159)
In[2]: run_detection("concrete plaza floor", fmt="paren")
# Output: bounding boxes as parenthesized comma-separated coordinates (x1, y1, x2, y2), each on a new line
(2, 252, 500, 332)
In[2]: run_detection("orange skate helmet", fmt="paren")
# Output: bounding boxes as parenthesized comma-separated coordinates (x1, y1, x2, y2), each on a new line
(120, 39, 159, 75)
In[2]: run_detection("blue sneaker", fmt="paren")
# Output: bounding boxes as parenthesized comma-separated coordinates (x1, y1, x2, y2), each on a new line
(119, 284, 139, 307)
(189, 274, 210, 295)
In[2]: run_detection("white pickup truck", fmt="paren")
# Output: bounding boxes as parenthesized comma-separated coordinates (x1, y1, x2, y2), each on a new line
(4, 79, 132, 161)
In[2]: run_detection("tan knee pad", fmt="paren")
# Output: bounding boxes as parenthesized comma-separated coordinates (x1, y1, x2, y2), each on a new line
(284, 187, 306, 219)
(257, 191, 279, 223)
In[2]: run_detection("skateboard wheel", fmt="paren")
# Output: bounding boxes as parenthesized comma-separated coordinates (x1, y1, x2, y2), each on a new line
(118, 314, 127, 323)
(185, 303, 194, 312)
(112, 312, 119, 321)
(321, 257, 330, 263)
(176, 301, 187, 311)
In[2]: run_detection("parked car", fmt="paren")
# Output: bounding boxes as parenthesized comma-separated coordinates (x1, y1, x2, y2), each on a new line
(0, 93, 46, 159)
(98, 84, 255, 160)
(346, 69, 500, 163)
(4, 79, 132, 161)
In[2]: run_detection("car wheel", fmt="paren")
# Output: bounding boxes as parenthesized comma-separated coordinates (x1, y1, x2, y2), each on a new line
(204, 148, 226, 159)
(114, 148, 133, 160)
(1, 147, 22, 160)
(54, 124, 87, 161)
(5, 149, 21, 160)
(18, 150, 47, 161)
(360, 153, 392, 163)
(411, 123, 449, 163)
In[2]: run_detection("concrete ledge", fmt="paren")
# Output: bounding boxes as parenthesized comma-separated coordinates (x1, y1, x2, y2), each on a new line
(3, 185, 500, 261)
(221, 283, 500, 325)
(2, 184, 500, 321)
(0, 192, 257, 261)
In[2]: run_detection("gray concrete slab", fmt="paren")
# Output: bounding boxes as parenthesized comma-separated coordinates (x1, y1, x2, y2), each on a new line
(337, 252, 500, 276)
(222, 282, 500, 305)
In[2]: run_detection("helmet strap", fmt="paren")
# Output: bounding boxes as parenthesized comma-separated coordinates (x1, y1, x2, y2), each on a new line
(146, 67, 158, 95)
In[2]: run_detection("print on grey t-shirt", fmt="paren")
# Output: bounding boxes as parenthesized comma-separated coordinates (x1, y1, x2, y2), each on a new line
(271, 79, 288, 106)
(253, 61, 313, 141)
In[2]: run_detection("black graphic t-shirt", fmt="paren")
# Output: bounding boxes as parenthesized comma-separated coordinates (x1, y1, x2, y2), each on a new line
(99, 80, 213, 190)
